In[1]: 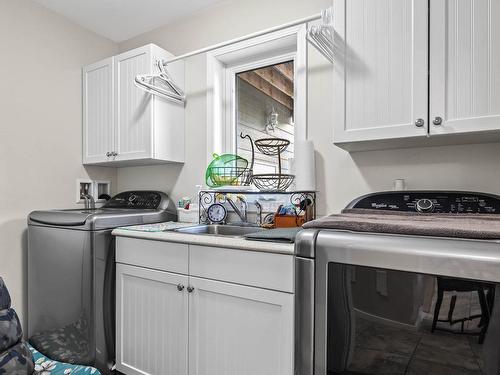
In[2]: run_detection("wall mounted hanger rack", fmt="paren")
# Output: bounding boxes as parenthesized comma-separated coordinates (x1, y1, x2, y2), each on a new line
(306, 8, 334, 63)
(134, 7, 334, 103)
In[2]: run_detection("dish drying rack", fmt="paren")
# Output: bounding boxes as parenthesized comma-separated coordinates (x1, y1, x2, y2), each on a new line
(198, 190, 316, 225)
(205, 134, 255, 188)
(133, 7, 334, 103)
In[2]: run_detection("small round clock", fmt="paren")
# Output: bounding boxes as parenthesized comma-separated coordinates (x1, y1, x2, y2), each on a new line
(207, 203, 227, 223)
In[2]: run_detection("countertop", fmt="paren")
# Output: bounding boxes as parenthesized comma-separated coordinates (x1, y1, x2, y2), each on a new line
(112, 227, 295, 255)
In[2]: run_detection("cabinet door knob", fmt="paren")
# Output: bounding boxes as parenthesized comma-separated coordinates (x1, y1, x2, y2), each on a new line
(187, 286, 194, 293)
(433, 116, 443, 125)
(177, 284, 185, 292)
(415, 118, 425, 127)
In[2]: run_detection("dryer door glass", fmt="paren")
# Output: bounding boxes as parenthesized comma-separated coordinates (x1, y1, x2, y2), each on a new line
(326, 263, 499, 374)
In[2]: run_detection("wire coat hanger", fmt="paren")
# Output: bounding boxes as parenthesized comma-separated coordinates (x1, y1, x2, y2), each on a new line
(134, 60, 186, 104)
(307, 6, 334, 63)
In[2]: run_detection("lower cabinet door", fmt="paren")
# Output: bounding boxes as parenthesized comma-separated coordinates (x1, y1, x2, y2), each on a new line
(116, 263, 189, 375)
(188, 277, 294, 375)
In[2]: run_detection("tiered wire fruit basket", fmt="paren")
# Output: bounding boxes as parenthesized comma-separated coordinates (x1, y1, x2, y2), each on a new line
(252, 138, 295, 191)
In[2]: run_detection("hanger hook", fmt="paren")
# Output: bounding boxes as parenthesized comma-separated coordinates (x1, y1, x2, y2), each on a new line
(322, 7, 334, 25)
(157, 60, 165, 73)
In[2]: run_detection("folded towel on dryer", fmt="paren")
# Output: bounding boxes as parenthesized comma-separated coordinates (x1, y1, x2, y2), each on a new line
(303, 208, 500, 240)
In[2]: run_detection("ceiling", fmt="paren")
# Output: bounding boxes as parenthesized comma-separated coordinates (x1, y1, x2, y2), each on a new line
(33, 0, 226, 42)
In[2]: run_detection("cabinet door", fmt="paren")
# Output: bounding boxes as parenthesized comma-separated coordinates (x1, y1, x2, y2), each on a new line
(430, 0, 500, 135)
(116, 264, 188, 375)
(82, 58, 114, 164)
(188, 277, 294, 375)
(114, 46, 154, 161)
(333, 0, 428, 144)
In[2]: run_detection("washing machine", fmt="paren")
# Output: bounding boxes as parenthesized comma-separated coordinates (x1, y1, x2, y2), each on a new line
(28, 190, 177, 374)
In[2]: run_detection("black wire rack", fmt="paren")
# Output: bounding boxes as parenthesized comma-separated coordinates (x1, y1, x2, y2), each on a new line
(251, 174, 295, 191)
(252, 137, 294, 191)
(205, 166, 252, 187)
(198, 190, 316, 224)
(254, 138, 290, 156)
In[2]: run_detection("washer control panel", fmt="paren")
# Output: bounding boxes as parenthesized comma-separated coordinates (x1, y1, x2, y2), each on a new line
(349, 191, 500, 214)
(415, 198, 435, 213)
(103, 191, 165, 209)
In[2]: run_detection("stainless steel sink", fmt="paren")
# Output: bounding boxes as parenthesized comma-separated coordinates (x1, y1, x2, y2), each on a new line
(174, 224, 266, 237)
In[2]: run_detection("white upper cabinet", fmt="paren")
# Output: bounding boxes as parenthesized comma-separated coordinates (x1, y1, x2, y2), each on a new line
(430, 0, 500, 135)
(333, 0, 500, 151)
(83, 44, 185, 166)
(333, 0, 429, 146)
(114, 47, 154, 161)
(83, 57, 114, 164)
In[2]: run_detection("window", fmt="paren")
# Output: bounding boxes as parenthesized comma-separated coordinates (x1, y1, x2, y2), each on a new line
(206, 25, 307, 169)
(235, 61, 295, 174)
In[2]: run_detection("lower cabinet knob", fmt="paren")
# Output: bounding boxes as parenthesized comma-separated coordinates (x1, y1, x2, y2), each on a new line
(177, 284, 185, 292)
(187, 286, 194, 293)
(415, 118, 425, 127)
(433, 116, 443, 125)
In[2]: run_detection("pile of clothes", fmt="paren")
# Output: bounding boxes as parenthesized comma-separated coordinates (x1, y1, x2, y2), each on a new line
(0, 277, 34, 374)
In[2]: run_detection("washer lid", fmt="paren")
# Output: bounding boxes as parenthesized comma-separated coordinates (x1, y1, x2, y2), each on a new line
(28, 210, 95, 226)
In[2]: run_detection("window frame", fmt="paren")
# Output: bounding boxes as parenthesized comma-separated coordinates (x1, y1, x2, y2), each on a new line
(206, 24, 308, 165)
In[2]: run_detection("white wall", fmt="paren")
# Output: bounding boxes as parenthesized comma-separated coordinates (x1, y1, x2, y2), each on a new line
(0, 0, 118, 326)
(117, 0, 500, 216)
(307, 45, 500, 215)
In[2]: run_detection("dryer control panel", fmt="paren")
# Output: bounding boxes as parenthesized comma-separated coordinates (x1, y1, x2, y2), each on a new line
(103, 191, 167, 209)
(348, 191, 500, 214)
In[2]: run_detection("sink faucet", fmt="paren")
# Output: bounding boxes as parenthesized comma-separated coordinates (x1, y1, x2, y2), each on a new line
(81, 193, 95, 210)
(226, 196, 247, 223)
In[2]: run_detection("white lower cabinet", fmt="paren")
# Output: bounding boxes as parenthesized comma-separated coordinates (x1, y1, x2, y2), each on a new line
(188, 276, 294, 375)
(116, 264, 189, 375)
(116, 241, 294, 375)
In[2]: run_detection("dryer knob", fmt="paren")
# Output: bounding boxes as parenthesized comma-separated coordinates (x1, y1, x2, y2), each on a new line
(416, 199, 434, 213)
